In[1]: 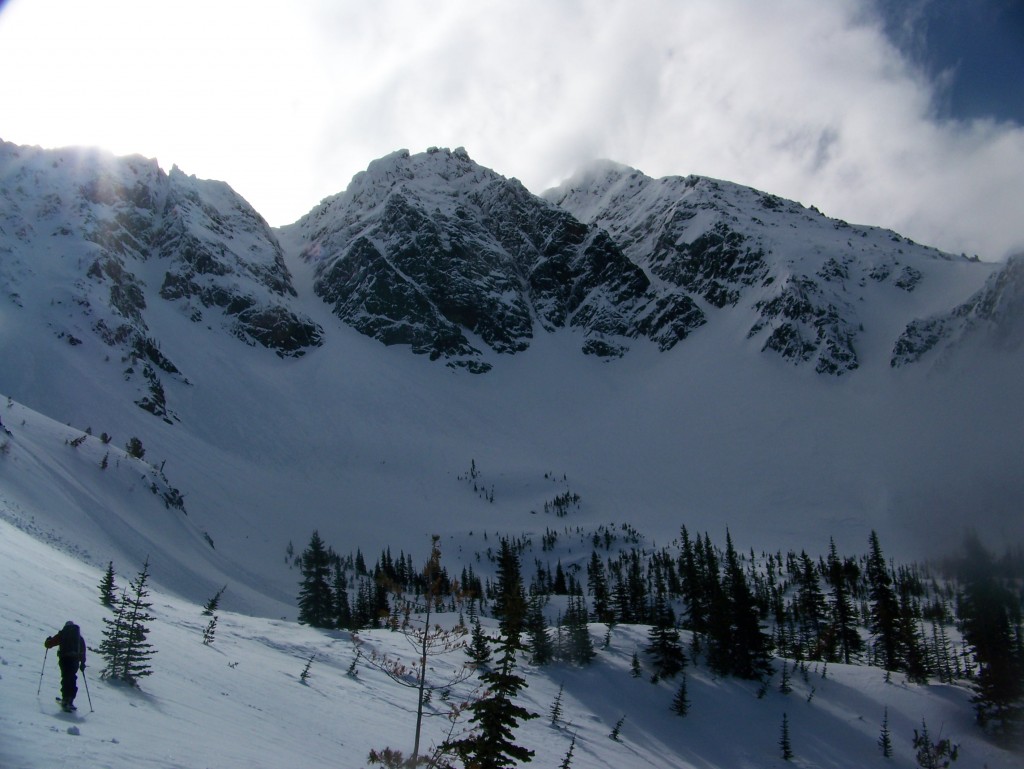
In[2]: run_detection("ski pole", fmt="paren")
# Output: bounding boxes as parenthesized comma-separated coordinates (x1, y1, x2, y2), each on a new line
(37, 647, 48, 696)
(81, 666, 94, 712)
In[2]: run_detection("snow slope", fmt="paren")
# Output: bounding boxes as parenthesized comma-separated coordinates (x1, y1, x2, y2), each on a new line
(2, 517, 1019, 769)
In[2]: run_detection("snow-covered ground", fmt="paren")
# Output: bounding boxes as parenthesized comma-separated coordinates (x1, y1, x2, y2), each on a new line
(2, 517, 1019, 768)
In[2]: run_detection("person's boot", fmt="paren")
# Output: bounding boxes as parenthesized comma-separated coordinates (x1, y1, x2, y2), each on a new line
(57, 697, 76, 712)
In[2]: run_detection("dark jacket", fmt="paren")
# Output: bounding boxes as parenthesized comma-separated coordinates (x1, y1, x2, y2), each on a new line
(45, 622, 86, 667)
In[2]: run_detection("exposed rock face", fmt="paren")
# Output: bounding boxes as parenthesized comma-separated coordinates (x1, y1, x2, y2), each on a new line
(2, 141, 1007, 387)
(0, 142, 322, 419)
(156, 168, 322, 357)
(892, 254, 1024, 366)
(282, 148, 705, 371)
(545, 161, 989, 375)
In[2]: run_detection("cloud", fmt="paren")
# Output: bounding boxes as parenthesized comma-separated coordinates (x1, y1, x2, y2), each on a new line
(1, 0, 1021, 258)
(289, 0, 1022, 259)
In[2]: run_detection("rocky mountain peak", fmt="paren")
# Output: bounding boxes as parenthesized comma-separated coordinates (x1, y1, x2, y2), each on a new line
(283, 148, 705, 371)
(0, 142, 323, 419)
(547, 163, 998, 375)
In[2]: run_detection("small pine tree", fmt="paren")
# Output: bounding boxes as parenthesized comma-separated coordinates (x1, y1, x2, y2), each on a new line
(527, 595, 554, 665)
(297, 531, 334, 628)
(630, 650, 642, 678)
(467, 618, 492, 668)
(559, 733, 576, 769)
(609, 715, 626, 742)
(913, 719, 959, 769)
(670, 675, 690, 716)
(878, 706, 893, 758)
(563, 595, 595, 665)
(780, 712, 794, 761)
(98, 561, 117, 608)
(299, 654, 315, 684)
(125, 436, 145, 459)
(645, 588, 686, 679)
(445, 622, 537, 769)
(779, 659, 792, 694)
(202, 615, 218, 646)
(100, 558, 156, 684)
(202, 585, 226, 616)
(550, 683, 565, 726)
(98, 587, 129, 678)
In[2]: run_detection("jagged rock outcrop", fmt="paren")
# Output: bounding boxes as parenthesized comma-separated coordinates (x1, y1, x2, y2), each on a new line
(545, 161, 986, 375)
(281, 148, 705, 370)
(892, 254, 1024, 365)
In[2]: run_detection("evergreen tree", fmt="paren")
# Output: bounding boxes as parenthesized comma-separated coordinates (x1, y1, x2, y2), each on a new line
(897, 588, 929, 684)
(913, 719, 959, 768)
(202, 585, 226, 616)
(670, 674, 690, 716)
(779, 712, 793, 760)
(624, 550, 648, 624)
(351, 578, 373, 628)
(332, 563, 352, 629)
(468, 618, 493, 668)
(526, 595, 554, 665)
(100, 558, 156, 684)
(549, 683, 565, 726)
(125, 436, 145, 459)
(202, 615, 218, 646)
(562, 595, 595, 665)
(710, 531, 772, 680)
(552, 561, 568, 595)
(299, 654, 314, 684)
(608, 715, 626, 742)
(98, 561, 117, 608)
(586, 550, 612, 623)
(98, 588, 129, 679)
(867, 531, 901, 673)
(959, 534, 1024, 738)
(645, 586, 686, 679)
(493, 538, 527, 642)
(878, 706, 893, 758)
(778, 659, 792, 694)
(446, 623, 536, 769)
(825, 540, 862, 664)
(297, 531, 334, 628)
(678, 526, 704, 634)
(795, 551, 827, 660)
(559, 733, 576, 769)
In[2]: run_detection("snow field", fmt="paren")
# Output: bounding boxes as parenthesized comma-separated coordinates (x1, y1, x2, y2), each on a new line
(2, 519, 1019, 768)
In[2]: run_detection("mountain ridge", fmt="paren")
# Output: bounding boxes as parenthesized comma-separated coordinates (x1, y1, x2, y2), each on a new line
(1, 138, 1022, 615)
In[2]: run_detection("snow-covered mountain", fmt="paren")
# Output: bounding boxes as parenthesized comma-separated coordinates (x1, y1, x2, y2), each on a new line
(544, 159, 1005, 375)
(1, 138, 1022, 606)
(2, 138, 1023, 767)
(0, 141, 321, 417)
(279, 147, 704, 372)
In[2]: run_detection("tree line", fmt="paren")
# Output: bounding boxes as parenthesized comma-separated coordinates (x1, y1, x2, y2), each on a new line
(296, 524, 1024, 743)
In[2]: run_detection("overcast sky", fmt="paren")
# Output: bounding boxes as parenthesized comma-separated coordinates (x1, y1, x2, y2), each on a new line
(1, 0, 1021, 260)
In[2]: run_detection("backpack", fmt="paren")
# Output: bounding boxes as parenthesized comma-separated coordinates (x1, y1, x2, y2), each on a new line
(59, 623, 81, 659)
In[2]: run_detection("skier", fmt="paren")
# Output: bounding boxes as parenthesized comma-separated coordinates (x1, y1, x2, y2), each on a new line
(44, 620, 87, 711)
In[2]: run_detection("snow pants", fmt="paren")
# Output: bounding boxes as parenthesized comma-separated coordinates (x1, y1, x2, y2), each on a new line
(58, 657, 79, 705)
